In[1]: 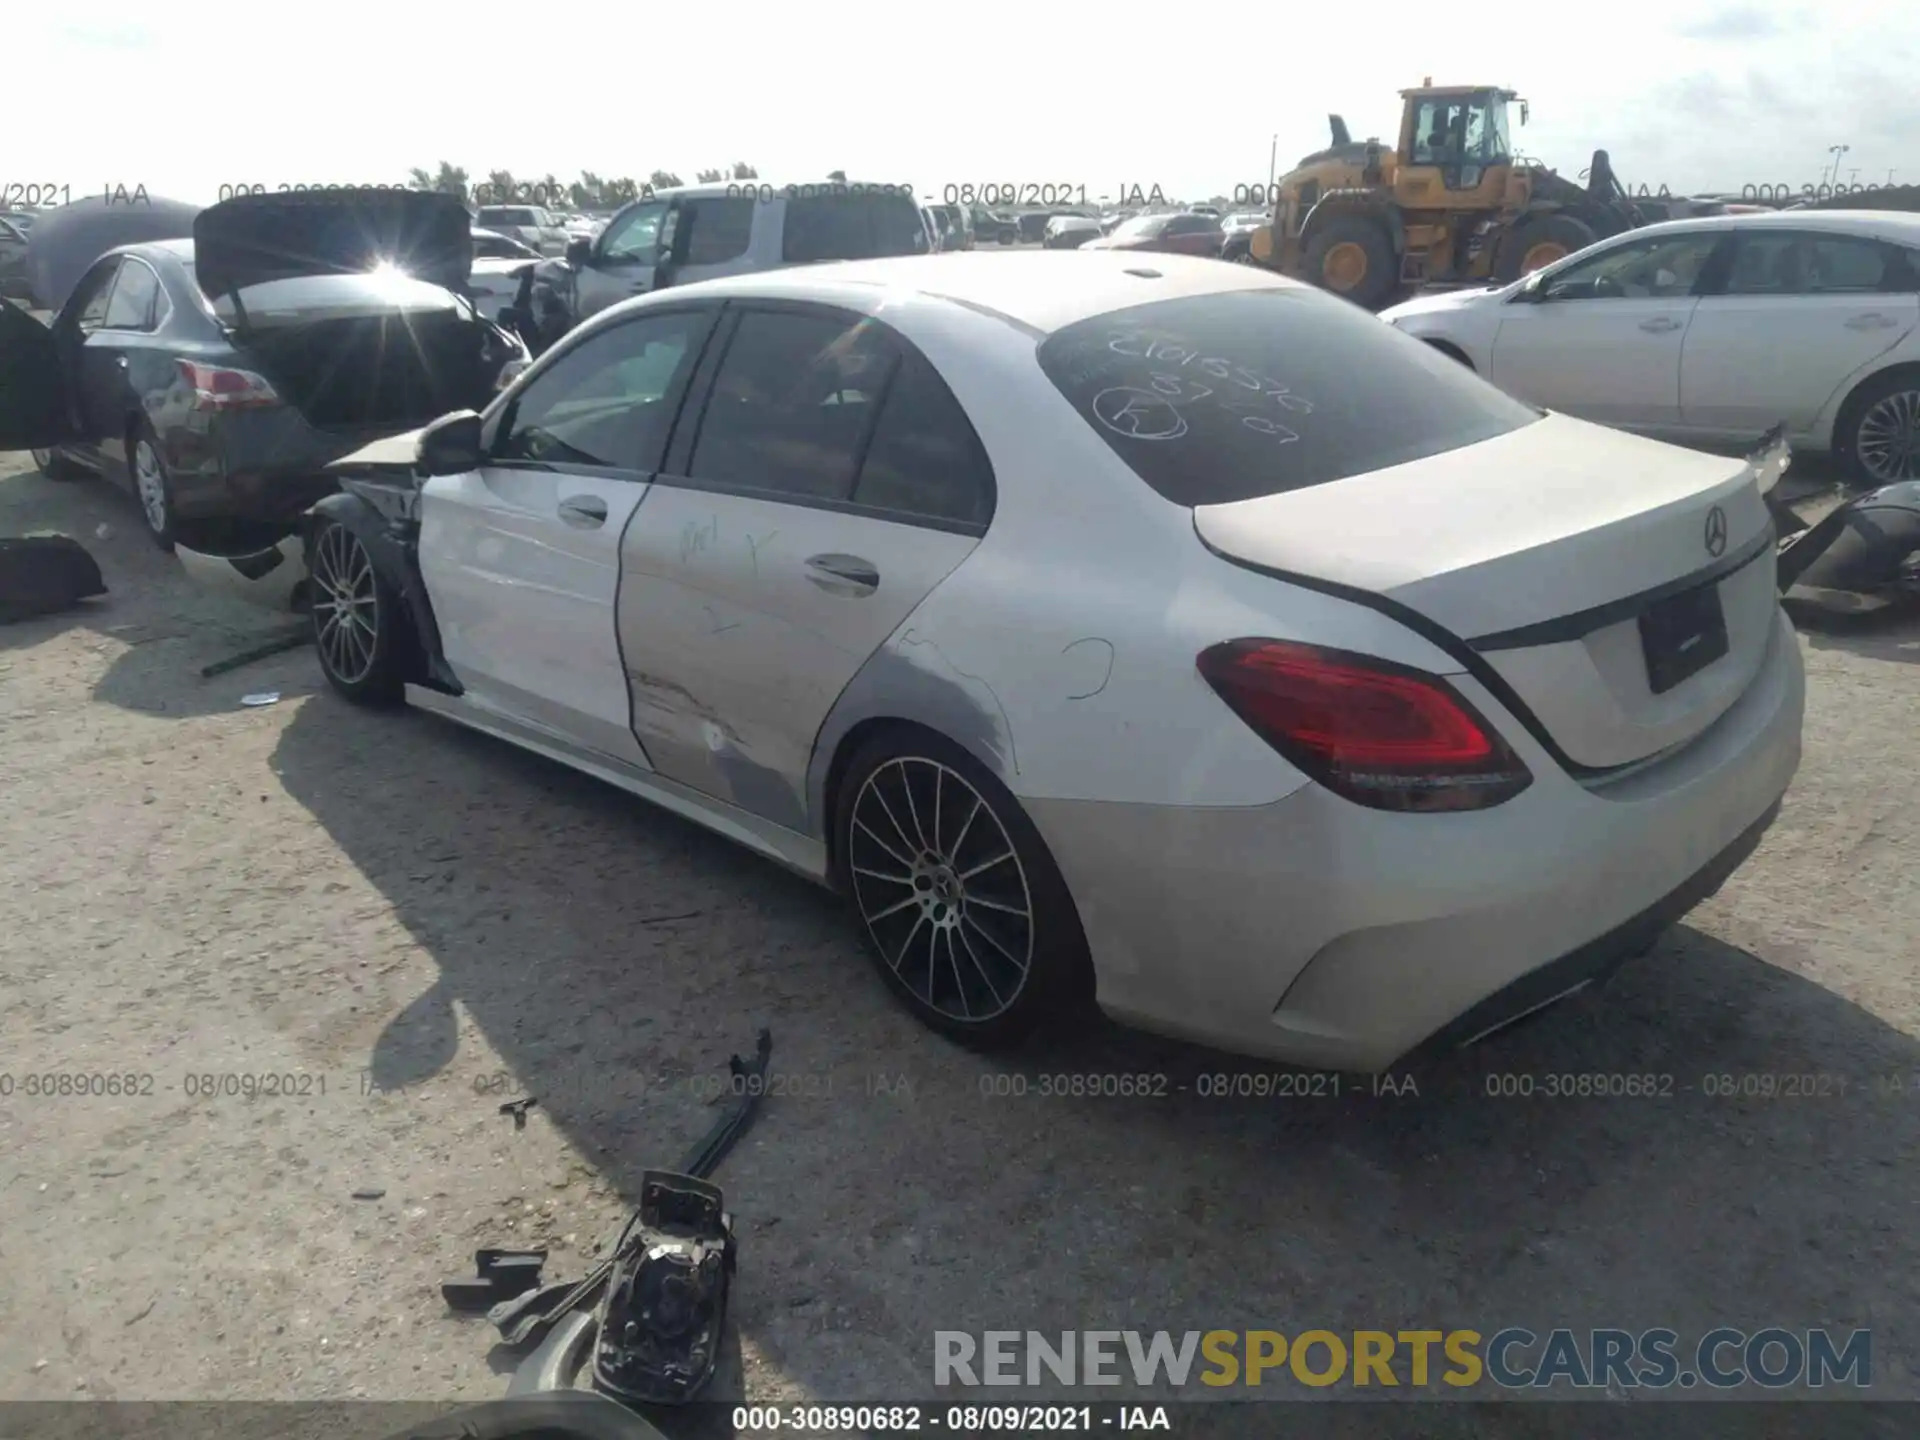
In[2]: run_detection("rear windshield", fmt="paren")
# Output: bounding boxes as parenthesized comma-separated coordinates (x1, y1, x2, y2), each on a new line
(478, 207, 535, 226)
(782, 192, 929, 263)
(1036, 287, 1541, 506)
(210, 272, 465, 324)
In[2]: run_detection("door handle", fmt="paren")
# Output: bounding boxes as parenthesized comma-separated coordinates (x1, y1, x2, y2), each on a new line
(1638, 316, 1683, 333)
(557, 494, 608, 528)
(1845, 313, 1899, 330)
(804, 553, 879, 594)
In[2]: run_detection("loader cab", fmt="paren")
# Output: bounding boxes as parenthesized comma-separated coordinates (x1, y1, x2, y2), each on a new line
(1395, 85, 1521, 209)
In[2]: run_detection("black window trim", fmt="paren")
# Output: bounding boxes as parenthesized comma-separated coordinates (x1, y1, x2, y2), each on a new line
(1701, 228, 1918, 298)
(653, 297, 997, 538)
(480, 301, 725, 479)
(99, 255, 165, 334)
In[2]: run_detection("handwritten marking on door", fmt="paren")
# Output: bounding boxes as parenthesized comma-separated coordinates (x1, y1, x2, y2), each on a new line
(677, 515, 719, 563)
(744, 530, 778, 575)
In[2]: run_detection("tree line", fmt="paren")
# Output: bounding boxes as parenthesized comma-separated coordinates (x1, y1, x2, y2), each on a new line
(405, 162, 764, 211)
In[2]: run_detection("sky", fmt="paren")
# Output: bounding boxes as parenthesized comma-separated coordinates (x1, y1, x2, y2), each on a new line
(9, 0, 1917, 209)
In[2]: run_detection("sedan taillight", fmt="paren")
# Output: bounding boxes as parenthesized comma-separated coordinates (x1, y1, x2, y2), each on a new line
(177, 359, 282, 411)
(1196, 639, 1532, 812)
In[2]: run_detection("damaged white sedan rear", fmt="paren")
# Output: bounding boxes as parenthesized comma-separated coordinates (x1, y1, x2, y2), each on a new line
(297, 251, 1804, 1071)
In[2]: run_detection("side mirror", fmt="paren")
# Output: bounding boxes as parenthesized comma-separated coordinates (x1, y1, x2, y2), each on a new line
(565, 236, 592, 268)
(416, 410, 484, 477)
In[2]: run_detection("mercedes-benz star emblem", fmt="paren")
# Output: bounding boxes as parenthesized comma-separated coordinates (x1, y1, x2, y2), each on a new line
(1704, 505, 1728, 558)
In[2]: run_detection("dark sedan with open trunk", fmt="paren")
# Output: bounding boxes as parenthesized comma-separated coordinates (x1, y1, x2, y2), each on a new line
(0, 189, 526, 550)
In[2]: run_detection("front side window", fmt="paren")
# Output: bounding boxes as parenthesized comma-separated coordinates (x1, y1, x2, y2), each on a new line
(600, 202, 668, 263)
(494, 310, 708, 470)
(687, 309, 898, 500)
(1036, 287, 1541, 507)
(1539, 232, 1721, 300)
(102, 259, 161, 331)
(1722, 232, 1905, 296)
(679, 196, 755, 265)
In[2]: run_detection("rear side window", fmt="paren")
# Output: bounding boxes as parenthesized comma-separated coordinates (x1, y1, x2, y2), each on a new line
(681, 196, 754, 265)
(103, 259, 161, 330)
(1036, 288, 1541, 506)
(1723, 231, 1911, 295)
(783, 193, 929, 263)
(688, 309, 897, 500)
(71, 259, 121, 332)
(853, 353, 994, 527)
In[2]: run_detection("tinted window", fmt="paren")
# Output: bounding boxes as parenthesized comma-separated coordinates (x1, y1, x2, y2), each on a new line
(681, 196, 754, 265)
(1111, 216, 1169, 241)
(1035, 288, 1541, 506)
(103, 259, 161, 330)
(480, 208, 536, 227)
(1540, 232, 1720, 299)
(782, 193, 929, 263)
(601, 201, 667, 262)
(494, 310, 707, 470)
(1723, 232, 1899, 295)
(688, 310, 897, 500)
(854, 354, 994, 527)
(72, 260, 121, 332)
(1167, 215, 1220, 235)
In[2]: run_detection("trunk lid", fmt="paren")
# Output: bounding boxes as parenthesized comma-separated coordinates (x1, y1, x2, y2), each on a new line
(193, 188, 471, 299)
(1193, 412, 1778, 771)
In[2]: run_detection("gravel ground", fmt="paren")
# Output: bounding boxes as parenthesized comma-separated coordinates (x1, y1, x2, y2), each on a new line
(0, 449, 1916, 1430)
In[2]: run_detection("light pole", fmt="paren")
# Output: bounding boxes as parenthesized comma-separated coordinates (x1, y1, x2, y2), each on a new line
(1268, 134, 1278, 193)
(1827, 144, 1849, 188)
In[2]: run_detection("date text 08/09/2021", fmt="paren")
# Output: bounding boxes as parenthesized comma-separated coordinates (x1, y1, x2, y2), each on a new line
(732, 1405, 1171, 1432)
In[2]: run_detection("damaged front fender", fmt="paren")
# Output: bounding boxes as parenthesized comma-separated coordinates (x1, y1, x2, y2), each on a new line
(309, 482, 462, 693)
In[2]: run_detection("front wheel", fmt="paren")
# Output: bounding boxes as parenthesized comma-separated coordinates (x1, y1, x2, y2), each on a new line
(834, 730, 1092, 1049)
(1493, 213, 1598, 283)
(309, 518, 411, 704)
(30, 447, 81, 481)
(1302, 215, 1397, 309)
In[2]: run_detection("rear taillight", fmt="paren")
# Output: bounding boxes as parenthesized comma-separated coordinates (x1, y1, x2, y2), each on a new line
(1196, 639, 1532, 812)
(177, 359, 282, 411)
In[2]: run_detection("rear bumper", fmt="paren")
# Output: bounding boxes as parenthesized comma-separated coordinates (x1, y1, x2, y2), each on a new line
(1024, 610, 1805, 1073)
(166, 409, 426, 524)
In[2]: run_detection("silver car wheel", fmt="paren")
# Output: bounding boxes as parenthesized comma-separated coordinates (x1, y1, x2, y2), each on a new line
(134, 440, 169, 534)
(848, 756, 1034, 1023)
(311, 524, 380, 686)
(1857, 388, 1920, 482)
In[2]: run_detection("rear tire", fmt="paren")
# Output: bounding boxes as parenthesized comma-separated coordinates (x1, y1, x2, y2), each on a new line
(309, 517, 411, 705)
(1833, 368, 1920, 485)
(833, 728, 1092, 1050)
(1302, 215, 1397, 309)
(1494, 213, 1598, 282)
(129, 424, 177, 551)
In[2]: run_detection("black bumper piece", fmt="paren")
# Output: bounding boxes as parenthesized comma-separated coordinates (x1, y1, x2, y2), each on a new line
(1401, 796, 1784, 1065)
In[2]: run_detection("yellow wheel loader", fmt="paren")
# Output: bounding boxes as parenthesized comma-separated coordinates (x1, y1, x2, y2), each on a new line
(1246, 83, 1651, 309)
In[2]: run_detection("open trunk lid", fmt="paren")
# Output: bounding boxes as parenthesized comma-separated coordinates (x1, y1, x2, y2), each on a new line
(1193, 413, 1779, 771)
(193, 188, 471, 299)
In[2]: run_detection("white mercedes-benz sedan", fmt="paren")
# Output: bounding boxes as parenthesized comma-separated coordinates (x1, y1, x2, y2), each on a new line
(1380, 210, 1920, 484)
(302, 250, 1804, 1072)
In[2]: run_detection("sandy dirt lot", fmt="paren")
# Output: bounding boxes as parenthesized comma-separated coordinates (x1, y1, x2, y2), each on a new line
(0, 449, 1916, 1432)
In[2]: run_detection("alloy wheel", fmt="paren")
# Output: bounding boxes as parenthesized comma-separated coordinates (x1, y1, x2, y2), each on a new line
(847, 757, 1034, 1023)
(311, 524, 380, 686)
(134, 441, 169, 535)
(1857, 388, 1920, 482)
